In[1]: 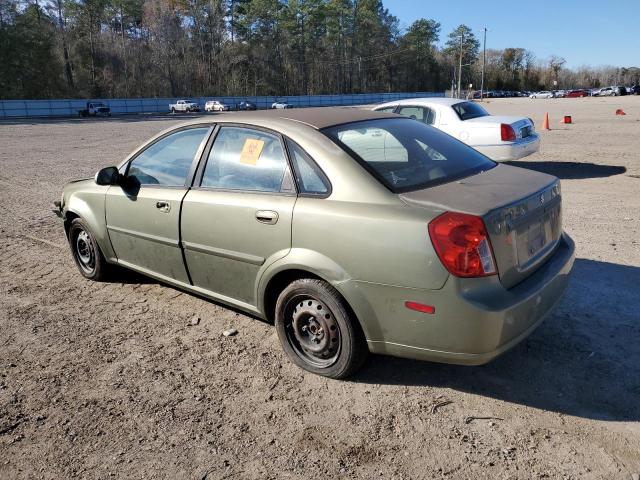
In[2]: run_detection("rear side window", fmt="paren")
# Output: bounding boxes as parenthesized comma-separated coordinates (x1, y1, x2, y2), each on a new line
(201, 127, 292, 193)
(286, 139, 330, 196)
(397, 106, 435, 125)
(324, 118, 495, 193)
(127, 127, 209, 186)
(451, 101, 489, 121)
(375, 106, 397, 113)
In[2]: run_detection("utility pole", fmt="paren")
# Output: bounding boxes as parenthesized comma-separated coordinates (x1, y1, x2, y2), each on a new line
(230, 0, 235, 43)
(480, 27, 487, 101)
(457, 30, 464, 99)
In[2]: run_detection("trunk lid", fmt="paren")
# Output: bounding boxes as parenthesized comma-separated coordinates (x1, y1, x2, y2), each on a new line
(466, 115, 535, 140)
(400, 164, 562, 289)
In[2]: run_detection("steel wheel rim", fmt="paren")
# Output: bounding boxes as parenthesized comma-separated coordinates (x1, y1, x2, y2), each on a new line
(284, 295, 341, 368)
(75, 230, 95, 274)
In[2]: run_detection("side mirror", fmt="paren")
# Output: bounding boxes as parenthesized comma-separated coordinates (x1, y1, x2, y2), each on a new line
(95, 166, 120, 185)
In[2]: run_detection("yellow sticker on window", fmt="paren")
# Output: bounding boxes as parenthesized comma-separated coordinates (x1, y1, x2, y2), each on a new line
(239, 138, 265, 165)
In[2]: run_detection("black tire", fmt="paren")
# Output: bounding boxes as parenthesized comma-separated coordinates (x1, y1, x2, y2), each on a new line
(275, 279, 368, 379)
(171, 107, 175, 113)
(68, 218, 109, 281)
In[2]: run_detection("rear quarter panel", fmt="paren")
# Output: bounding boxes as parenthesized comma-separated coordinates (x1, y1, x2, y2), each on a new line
(290, 198, 449, 290)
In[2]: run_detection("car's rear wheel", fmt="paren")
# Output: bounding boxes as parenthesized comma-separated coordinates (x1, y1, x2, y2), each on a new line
(68, 218, 109, 281)
(275, 279, 368, 379)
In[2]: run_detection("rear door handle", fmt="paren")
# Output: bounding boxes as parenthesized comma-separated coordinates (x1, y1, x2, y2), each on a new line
(255, 210, 278, 225)
(156, 201, 171, 213)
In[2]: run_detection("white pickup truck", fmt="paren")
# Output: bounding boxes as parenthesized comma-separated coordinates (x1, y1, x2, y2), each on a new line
(169, 100, 200, 113)
(78, 101, 111, 117)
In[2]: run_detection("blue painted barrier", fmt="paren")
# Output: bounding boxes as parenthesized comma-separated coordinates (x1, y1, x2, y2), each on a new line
(0, 92, 444, 119)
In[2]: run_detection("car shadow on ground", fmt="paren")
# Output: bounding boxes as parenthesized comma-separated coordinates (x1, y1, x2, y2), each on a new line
(353, 258, 640, 422)
(505, 161, 626, 179)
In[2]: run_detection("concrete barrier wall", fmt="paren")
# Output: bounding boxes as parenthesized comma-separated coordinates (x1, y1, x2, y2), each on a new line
(0, 92, 444, 119)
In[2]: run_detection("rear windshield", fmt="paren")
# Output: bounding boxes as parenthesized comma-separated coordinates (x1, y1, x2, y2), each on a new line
(323, 118, 496, 193)
(451, 101, 489, 121)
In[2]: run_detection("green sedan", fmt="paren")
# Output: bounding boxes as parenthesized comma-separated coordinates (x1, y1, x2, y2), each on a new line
(55, 108, 575, 378)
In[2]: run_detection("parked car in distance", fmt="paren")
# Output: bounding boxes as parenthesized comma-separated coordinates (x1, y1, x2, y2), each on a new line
(372, 98, 539, 161)
(169, 100, 200, 113)
(615, 86, 627, 96)
(552, 90, 566, 98)
(631, 84, 640, 95)
(54, 108, 574, 378)
(205, 100, 232, 112)
(271, 101, 291, 109)
(237, 101, 257, 111)
(79, 101, 111, 117)
(529, 91, 554, 99)
(565, 89, 589, 98)
(593, 86, 620, 97)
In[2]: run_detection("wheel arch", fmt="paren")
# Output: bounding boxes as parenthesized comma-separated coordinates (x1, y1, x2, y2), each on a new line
(63, 189, 116, 261)
(257, 250, 378, 341)
(262, 268, 323, 324)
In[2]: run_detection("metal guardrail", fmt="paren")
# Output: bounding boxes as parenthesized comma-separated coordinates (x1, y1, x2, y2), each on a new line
(0, 92, 444, 119)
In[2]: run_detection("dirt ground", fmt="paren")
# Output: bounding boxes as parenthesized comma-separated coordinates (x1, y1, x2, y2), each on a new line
(1, 96, 639, 479)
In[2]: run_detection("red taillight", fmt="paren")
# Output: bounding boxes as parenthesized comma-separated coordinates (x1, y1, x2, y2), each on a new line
(500, 123, 516, 141)
(428, 211, 497, 278)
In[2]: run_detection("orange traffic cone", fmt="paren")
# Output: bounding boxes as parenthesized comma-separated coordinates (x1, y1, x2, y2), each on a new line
(542, 112, 550, 130)
(616, 109, 626, 115)
(560, 115, 572, 124)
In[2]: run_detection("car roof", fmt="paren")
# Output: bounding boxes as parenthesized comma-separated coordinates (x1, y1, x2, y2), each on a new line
(177, 107, 399, 130)
(377, 97, 464, 108)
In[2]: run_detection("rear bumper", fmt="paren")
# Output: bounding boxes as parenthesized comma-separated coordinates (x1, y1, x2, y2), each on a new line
(474, 134, 540, 161)
(351, 232, 575, 365)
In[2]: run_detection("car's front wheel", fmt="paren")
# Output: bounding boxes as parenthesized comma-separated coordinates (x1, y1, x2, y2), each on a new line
(275, 279, 368, 378)
(68, 218, 109, 281)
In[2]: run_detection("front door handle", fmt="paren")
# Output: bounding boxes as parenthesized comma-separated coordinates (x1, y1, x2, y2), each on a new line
(156, 201, 171, 213)
(255, 210, 278, 225)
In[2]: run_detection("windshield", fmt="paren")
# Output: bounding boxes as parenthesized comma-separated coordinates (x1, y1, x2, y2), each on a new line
(323, 118, 496, 193)
(451, 101, 489, 121)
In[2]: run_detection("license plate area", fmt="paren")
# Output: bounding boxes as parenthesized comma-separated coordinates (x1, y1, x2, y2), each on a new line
(520, 125, 531, 138)
(515, 202, 561, 268)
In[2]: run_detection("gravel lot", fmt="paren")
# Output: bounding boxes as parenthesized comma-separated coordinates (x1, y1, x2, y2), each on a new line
(1, 96, 639, 479)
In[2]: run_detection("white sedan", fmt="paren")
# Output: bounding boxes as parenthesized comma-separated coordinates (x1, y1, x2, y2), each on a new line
(271, 101, 291, 109)
(372, 98, 539, 162)
(205, 100, 231, 112)
(529, 91, 554, 99)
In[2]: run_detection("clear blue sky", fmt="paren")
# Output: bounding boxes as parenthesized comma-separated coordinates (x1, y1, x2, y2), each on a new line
(385, 0, 638, 68)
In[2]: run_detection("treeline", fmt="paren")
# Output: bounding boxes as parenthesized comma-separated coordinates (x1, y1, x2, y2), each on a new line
(1, 0, 638, 100)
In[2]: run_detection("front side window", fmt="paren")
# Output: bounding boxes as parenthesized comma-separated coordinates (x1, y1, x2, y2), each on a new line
(324, 118, 495, 193)
(451, 101, 489, 121)
(201, 127, 291, 193)
(127, 127, 209, 186)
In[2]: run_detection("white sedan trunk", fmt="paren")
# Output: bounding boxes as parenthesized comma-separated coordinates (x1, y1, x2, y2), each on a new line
(460, 115, 540, 161)
(372, 99, 540, 162)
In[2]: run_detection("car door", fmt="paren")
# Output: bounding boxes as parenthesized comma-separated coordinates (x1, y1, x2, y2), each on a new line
(105, 126, 211, 283)
(181, 125, 297, 307)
